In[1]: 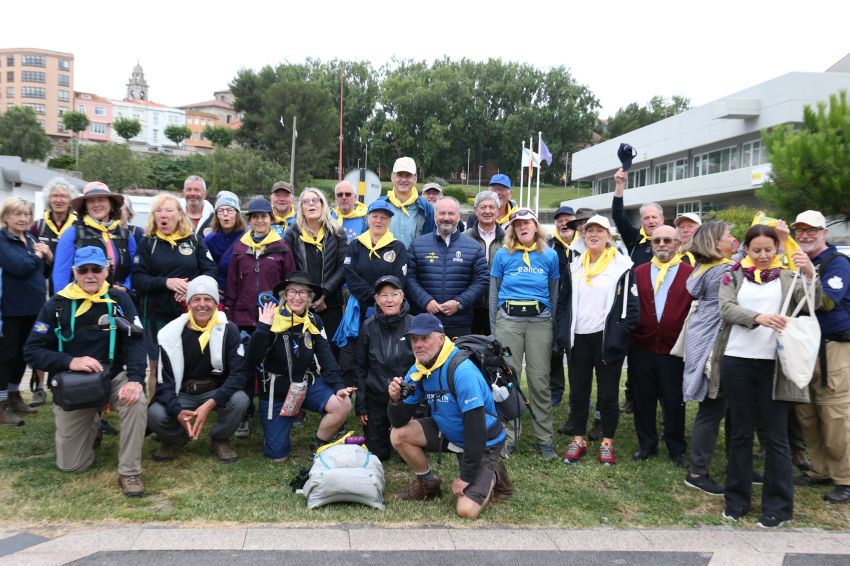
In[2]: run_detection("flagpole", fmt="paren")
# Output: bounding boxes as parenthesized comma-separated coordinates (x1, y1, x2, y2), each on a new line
(535, 131, 542, 215)
(519, 141, 525, 208)
(527, 136, 534, 209)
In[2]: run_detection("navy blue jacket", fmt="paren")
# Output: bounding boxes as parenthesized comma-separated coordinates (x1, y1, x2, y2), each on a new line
(0, 229, 47, 317)
(406, 230, 488, 328)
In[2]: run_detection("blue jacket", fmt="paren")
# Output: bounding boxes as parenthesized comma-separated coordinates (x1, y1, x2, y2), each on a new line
(0, 229, 47, 317)
(378, 194, 435, 247)
(405, 230, 488, 328)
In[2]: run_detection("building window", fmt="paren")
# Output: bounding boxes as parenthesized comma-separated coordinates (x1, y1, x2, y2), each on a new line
(21, 71, 46, 83)
(58, 107, 68, 116)
(741, 140, 767, 167)
(6, 56, 14, 66)
(6, 71, 13, 82)
(58, 74, 69, 87)
(596, 176, 615, 194)
(37, 119, 45, 128)
(654, 158, 688, 184)
(627, 167, 648, 189)
(6, 87, 13, 98)
(153, 113, 159, 122)
(94, 106, 105, 116)
(22, 103, 46, 115)
(22, 86, 46, 99)
(693, 146, 738, 177)
(59, 59, 70, 70)
(21, 55, 46, 67)
(78, 104, 86, 113)
(702, 201, 728, 214)
(80, 93, 91, 100)
(91, 123, 107, 134)
(58, 90, 69, 102)
(676, 201, 701, 216)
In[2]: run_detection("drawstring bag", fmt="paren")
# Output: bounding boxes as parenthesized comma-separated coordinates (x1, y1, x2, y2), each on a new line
(279, 334, 308, 417)
(775, 270, 821, 389)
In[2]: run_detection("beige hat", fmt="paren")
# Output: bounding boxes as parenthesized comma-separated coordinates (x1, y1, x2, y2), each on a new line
(422, 182, 442, 193)
(271, 181, 294, 194)
(674, 212, 702, 226)
(392, 157, 417, 175)
(584, 214, 612, 232)
(791, 210, 827, 229)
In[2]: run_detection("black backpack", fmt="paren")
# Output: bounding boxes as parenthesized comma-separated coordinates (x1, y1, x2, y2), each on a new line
(445, 335, 527, 422)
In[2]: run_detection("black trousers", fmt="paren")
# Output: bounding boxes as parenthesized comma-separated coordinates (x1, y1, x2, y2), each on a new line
(568, 332, 624, 438)
(689, 393, 730, 476)
(0, 315, 36, 391)
(628, 346, 686, 457)
(721, 355, 793, 520)
(550, 350, 566, 399)
(364, 399, 393, 461)
(471, 307, 490, 336)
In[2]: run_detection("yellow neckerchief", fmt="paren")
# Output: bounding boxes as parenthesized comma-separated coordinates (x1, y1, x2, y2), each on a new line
(240, 229, 281, 254)
(356, 230, 396, 259)
(570, 231, 581, 246)
(300, 225, 325, 252)
(187, 311, 221, 352)
(694, 257, 732, 277)
(334, 201, 367, 219)
(680, 251, 696, 265)
(387, 187, 419, 216)
(155, 227, 192, 248)
(639, 227, 651, 244)
(83, 215, 120, 244)
(410, 336, 455, 382)
(57, 281, 114, 317)
(513, 242, 538, 268)
(43, 211, 76, 238)
(553, 232, 570, 249)
(274, 208, 295, 225)
(741, 255, 783, 283)
(751, 211, 800, 270)
(270, 304, 321, 335)
(651, 253, 683, 293)
(580, 246, 618, 285)
(497, 204, 518, 226)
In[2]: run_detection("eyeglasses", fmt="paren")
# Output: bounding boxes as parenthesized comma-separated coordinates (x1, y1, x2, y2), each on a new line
(794, 227, 822, 236)
(651, 237, 675, 245)
(378, 291, 402, 300)
(216, 208, 235, 215)
(301, 198, 322, 205)
(336, 192, 354, 198)
(76, 265, 105, 275)
(285, 288, 310, 298)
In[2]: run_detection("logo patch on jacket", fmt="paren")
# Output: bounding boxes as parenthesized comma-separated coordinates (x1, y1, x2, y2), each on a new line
(178, 242, 194, 256)
(452, 250, 463, 263)
(425, 251, 439, 263)
(828, 275, 844, 290)
(32, 321, 49, 334)
(383, 250, 396, 263)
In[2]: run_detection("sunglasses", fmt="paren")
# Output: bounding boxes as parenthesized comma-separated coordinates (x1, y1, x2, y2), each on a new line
(651, 237, 675, 245)
(509, 209, 536, 222)
(336, 192, 354, 197)
(76, 265, 105, 274)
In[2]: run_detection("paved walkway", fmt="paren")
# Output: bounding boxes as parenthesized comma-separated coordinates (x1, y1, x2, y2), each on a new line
(1, 526, 849, 565)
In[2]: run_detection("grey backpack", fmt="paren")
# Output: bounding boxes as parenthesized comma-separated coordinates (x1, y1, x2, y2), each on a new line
(301, 444, 385, 509)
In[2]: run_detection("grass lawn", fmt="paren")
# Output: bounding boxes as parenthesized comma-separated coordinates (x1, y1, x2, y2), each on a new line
(2, 376, 848, 531)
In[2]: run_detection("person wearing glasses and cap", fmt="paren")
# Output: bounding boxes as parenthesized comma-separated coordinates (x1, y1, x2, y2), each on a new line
(377, 157, 435, 247)
(269, 181, 297, 236)
(330, 181, 367, 243)
(24, 246, 148, 497)
(489, 208, 560, 460)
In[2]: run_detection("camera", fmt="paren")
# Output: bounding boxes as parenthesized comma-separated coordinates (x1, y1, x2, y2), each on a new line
(399, 381, 417, 400)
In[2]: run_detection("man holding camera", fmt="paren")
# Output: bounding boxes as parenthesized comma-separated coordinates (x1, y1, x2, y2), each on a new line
(388, 313, 511, 519)
(24, 246, 147, 497)
(147, 275, 250, 463)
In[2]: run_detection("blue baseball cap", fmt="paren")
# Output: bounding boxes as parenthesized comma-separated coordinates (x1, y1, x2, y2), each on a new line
(488, 174, 512, 189)
(246, 197, 273, 216)
(406, 313, 445, 336)
(368, 199, 395, 217)
(73, 246, 108, 268)
(618, 143, 637, 171)
(554, 206, 576, 219)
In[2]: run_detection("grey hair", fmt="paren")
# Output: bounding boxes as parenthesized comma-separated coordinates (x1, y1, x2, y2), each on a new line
(183, 175, 207, 192)
(639, 202, 663, 217)
(473, 191, 499, 208)
(438, 196, 461, 209)
(42, 177, 78, 208)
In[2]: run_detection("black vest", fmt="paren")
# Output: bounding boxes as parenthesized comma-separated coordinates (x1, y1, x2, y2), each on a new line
(36, 215, 74, 254)
(75, 220, 131, 285)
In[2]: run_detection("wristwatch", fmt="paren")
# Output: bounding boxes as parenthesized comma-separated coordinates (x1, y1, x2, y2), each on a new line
(456, 301, 464, 311)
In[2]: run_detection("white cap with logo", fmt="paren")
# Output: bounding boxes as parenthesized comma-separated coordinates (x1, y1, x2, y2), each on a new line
(392, 156, 417, 175)
(791, 210, 827, 230)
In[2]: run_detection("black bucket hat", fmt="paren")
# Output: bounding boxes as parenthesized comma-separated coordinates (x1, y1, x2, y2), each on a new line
(566, 207, 597, 230)
(272, 271, 324, 301)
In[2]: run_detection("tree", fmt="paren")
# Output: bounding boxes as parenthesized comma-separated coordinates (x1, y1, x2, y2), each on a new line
(146, 153, 202, 190)
(202, 125, 235, 148)
(605, 95, 691, 138)
(79, 143, 150, 190)
(112, 117, 142, 143)
(759, 90, 850, 223)
(0, 106, 53, 161)
(164, 125, 191, 148)
(62, 110, 90, 167)
(705, 206, 769, 242)
(197, 148, 288, 197)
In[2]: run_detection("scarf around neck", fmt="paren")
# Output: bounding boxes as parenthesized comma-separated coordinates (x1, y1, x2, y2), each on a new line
(387, 188, 418, 216)
(693, 258, 732, 277)
(274, 208, 295, 225)
(581, 246, 618, 285)
(335, 201, 367, 219)
(513, 242, 538, 268)
(58, 281, 114, 317)
(187, 311, 222, 352)
(44, 211, 76, 238)
(357, 230, 396, 259)
(410, 336, 455, 382)
(738, 256, 783, 284)
(651, 254, 683, 293)
(638, 227, 651, 244)
(155, 228, 192, 248)
(270, 304, 321, 335)
(240, 229, 281, 254)
(301, 225, 325, 252)
(497, 205, 518, 226)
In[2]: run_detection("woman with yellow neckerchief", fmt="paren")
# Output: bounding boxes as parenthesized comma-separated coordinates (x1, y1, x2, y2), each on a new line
(556, 215, 638, 465)
(29, 177, 77, 296)
(53, 182, 135, 294)
(248, 272, 354, 463)
(132, 193, 218, 397)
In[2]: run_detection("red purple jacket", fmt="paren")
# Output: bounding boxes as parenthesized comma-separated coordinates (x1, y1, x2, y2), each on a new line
(631, 261, 693, 354)
(224, 237, 295, 328)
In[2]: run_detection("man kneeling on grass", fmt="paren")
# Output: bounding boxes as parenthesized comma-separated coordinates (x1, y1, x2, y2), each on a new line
(388, 313, 512, 518)
(147, 275, 250, 463)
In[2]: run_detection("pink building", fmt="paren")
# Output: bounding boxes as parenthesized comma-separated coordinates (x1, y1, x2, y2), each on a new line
(73, 91, 112, 143)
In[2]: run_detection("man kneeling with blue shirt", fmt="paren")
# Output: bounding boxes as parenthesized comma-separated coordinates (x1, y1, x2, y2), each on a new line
(389, 313, 512, 518)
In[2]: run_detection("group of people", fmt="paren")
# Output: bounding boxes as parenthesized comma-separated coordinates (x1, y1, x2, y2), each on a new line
(1, 156, 848, 523)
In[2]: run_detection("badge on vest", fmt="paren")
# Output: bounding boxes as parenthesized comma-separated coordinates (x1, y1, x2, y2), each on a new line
(303, 333, 313, 350)
(178, 242, 194, 256)
(425, 251, 439, 263)
(383, 250, 396, 263)
(452, 250, 464, 263)
(828, 275, 844, 290)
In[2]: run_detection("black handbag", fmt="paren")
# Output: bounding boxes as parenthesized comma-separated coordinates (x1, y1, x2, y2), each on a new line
(50, 367, 112, 411)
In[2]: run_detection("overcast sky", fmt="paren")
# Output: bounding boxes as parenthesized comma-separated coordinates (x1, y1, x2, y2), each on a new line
(7, 1, 848, 117)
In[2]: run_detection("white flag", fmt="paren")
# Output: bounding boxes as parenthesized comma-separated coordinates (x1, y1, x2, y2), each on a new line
(521, 147, 541, 168)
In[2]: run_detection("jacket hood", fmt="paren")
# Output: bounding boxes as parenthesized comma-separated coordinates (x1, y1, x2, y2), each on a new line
(375, 300, 411, 327)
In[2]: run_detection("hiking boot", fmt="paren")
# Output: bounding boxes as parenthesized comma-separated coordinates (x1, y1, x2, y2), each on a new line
(394, 477, 442, 501)
(234, 418, 250, 438)
(210, 439, 238, 463)
(684, 473, 724, 496)
(792, 449, 812, 472)
(153, 442, 183, 462)
(588, 418, 603, 441)
(100, 418, 118, 435)
(620, 399, 633, 414)
(0, 400, 24, 426)
(599, 440, 616, 465)
(118, 474, 145, 498)
(29, 389, 47, 407)
(501, 443, 516, 459)
(557, 418, 575, 435)
(794, 474, 832, 487)
(538, 443, 558, 461)
(563, 440, 586, 463)
(8, 392, 36, 414)
(824, 485, 850, 504)
(293, 408, 306, 429)
(492, 459, 514, 503)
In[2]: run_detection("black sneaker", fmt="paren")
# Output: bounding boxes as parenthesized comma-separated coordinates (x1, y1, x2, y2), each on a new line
(684, 473, 724, 496)
(794, 474, 832, 487)
(100, 419, 118, 436)
(722, 509, 745, 521)
(756, 515, 788, 528)
(752, 471, 764, 485)
(824, 485, 850, 504)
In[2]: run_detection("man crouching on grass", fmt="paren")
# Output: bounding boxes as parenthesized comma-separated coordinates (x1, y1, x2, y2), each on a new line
(388, 313, 512, 518)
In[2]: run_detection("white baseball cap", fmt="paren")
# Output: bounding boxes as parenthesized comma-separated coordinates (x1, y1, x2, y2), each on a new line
(584, 215, 612, 232)
(392, 156, 417, 175)
(791, 210, 827, 230)
(674, 212, 702, 226)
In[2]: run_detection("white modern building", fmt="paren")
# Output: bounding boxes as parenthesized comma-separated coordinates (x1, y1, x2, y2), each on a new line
(110, 98, 186, 151)
(565, 69, 850, 229)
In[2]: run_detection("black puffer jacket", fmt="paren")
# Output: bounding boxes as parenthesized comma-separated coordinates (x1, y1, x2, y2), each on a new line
(284, 225, 348, 305)
(353, 302, 413, 415)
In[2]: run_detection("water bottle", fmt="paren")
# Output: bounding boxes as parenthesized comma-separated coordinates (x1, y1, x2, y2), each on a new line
(491, 383, 509, 403)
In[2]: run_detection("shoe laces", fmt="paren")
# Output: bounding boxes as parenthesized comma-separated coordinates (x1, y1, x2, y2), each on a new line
(600, 441, 615, 459)
(565, 442, 584, 456)
(123, 475, 142, 486)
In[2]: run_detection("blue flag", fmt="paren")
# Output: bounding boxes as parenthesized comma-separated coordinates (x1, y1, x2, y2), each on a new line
(539, 138, 553, 166)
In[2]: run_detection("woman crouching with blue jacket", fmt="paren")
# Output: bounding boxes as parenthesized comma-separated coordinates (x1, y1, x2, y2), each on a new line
(248, 271, 355, 463)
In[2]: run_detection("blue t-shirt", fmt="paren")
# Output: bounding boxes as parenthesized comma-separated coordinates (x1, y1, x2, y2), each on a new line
(813, 245, 850, 334)
(330, 211, 367, 243)
(490, 246, 559, 309)
(402, 348, 505, 447)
